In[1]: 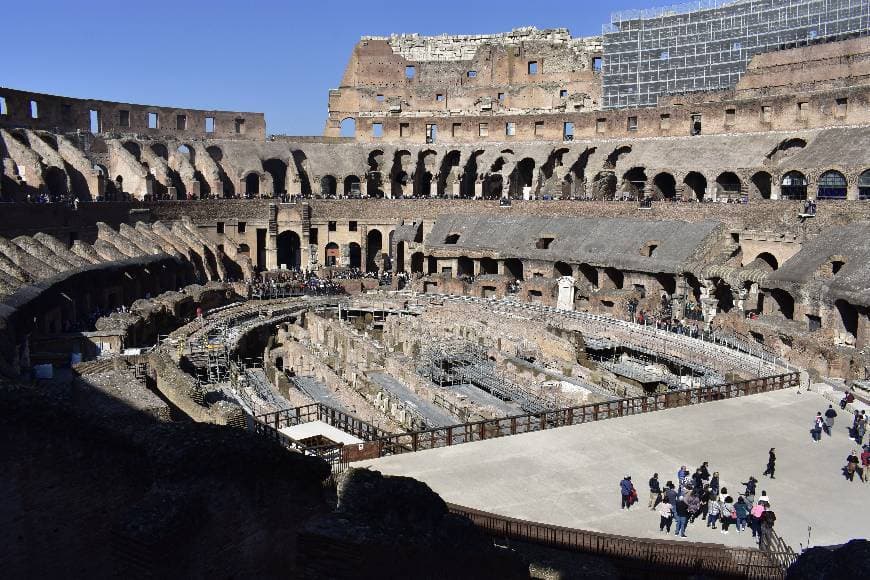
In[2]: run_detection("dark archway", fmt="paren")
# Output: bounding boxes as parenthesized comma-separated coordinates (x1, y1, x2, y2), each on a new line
(366, 229, 383, 272)
(349, 242, 362, 270)
(715, 172, 742, 200)
(324, 242, 340, 267)
(291, 150, 312, 196)
(151, 143, 169, 160)
(480, 257, 498, 275)
(457, 256, 474, 277)
(277, 231, 301, 270)
(263, 159, 287, 196)
(554, 261, 572, 277)
(751, 171, 772, 199)
(320, 175, 337, 197)
(437, 150, 462, 196)
(244, 173, 260, 197)
(858, 170, 870, 200)
(504, 258, 524, 280)
(577, 264, 598, 287)
(683, 172, 707, 201)
(622, 167, 647, 198)
(123, 141, 141, 160)
(344, 175, 361, 196)
(754, 252, 779, 271)
(410, 252, 424, 274)
(43, 166, 68, 198)
(768, 288, 794, 319)
(510, 158, 536, 198)
(396, 241, 405, 272)
(817, 170, 847, 200)
(836, 299, 858, 340)
(484, 174, 504, 199)
(781, 171, 807, 200)
(713, 280, 734, 313)
(652, 172, 676, 199)
(604, 267, 623, 289)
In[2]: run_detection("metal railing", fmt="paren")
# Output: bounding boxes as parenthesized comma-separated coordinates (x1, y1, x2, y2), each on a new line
(449, 503, 794, 579)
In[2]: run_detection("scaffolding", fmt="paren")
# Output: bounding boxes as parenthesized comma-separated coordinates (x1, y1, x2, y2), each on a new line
(602, 0, 870, 108)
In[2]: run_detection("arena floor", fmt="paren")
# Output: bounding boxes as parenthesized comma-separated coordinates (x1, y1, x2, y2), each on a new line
(362, 387, 869, 549)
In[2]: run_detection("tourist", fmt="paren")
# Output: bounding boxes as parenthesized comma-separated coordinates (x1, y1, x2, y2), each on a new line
(856, 411, 867, 445)
(673, 495, 690, 538)
(664, 481, 678, 506)
(706, 493, 720, 529)
(862, 445, 870, 483)
(658, 497, 674, 533)
(811, 412, 824, 442)
(709, 471, 720, 496)
(735, 496, 750, 532)
(742, 476, 758, 502)
(648, 473, 661, 509)
(824, 405, 838, 435)
(749, 501, 765, 538)
(698, 484, 711, 522)
(685, 488, 701, 523)
(677, 465, 688, 491)
(718, 486, 729, 503)
(757, 490, 770, 505)
(620, 475, 634, 509)
(840, 390, 855, 410)
(759, 506, 777, 538)
(845, 450, 860, 481)
(691, 468, 703, 491)
(719, 495, 736, 534)
(699, 461, 710, 481)
(762, 448, 776, 479)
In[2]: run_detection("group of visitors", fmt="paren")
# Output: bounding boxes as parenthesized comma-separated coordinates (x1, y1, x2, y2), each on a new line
(812, 405, 867, 444)
(621, 456, 777, 542)
(248, 270, 345, 298)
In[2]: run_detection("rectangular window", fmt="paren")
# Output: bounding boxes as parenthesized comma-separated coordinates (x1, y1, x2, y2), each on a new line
(399, 122, 410, 137)
(205, 116, 215, 132)
(559, 89, 568, 98)
(216, 221, 225, 234)
(61, 104, 73, 121)
(426, 123, 437, 143)
(691, 113, 702, 135)
(235, 118, 245, 134)
(328, 221, 337, 232)
(119, 110, 130, 127)
(596, 118, 606, 133)
(835, 97, 847, 118)
(452, 122, 462, 137)
(376, 94, 384, 102)
(534, 121, 544, 136)
(89, 109, 101, 133)
(405, 65, 416, 79)
(436, 93, 444, 102)
(660, 113, 671, 130)
(234, 222, 246, 234)
(372, 122, 383, 138)
(563, 121, 574, 140)
(478, 122, 488, 137)
(725, 108, 736, 125)
(528, 61, 538, 74)
(176, 114, 187, 130)
(497, 92, 505, 102)
(505, 122, 516, 136)
(467, 70, 477, 78)
(627, 116, 638, 131)
(30, 100, 38, 118)
(348, 221, 358, 232)
(0, 96, 6, 115)
(798, 101, 809, 121)
(761, 105, 772, 123)
(147, 112, 158, 129)
(309, 228, 318, 245)
(592, 57, 602, 72)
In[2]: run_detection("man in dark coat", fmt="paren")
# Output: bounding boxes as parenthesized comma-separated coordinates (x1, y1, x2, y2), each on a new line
(648, 473, 661, 509)
(762, 448, 776, 479)
(620, 476, 634, 509)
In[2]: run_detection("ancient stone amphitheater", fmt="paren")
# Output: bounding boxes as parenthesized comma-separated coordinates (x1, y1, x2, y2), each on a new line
(3, 4, 870, 579)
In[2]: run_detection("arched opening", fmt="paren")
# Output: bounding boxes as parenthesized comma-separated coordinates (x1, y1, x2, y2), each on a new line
(123, 141, 141, 160)
(652, 172, 676, 199)
(444, 233, 460, 245)
(43, 166, 68, 198)
(277, 231, 301, 270)
(366, 150, 385, 198)
(817, 170, 847, 200)
(654, 273, 677, 295)
(437, 150, 462, 196)
(715, 172, 742, 201)
(712, 279, 734, 313)
(324, 242, 340, 267)
(414, 151, 437, 197)
(151, 143, 169, 160)
(340, 118, 356, 138)
(858, 170, 870, 200)
(781, 171, 807, 200)
(177, 144, 194, 163)
(590, 171, 617, 199)
(683, 172, 707, 201)
(343, 175, 361, 196)
(504, 258, 524, 280)
(461, 151, 483, 198)
(396, 241, 405, 272)
(263, 159, 288, 196)
(275, 357, 284, 371)
(622, 167, 647, 199)
(410, 251, 424, 274)
(320, 175, 337, 197)
(768, 288, 794, 319)
(484, 174, 504, 199)
(292, 150, 312, 196)
(510, 158, 536, 198)
(604, 267, 624, 289)
(766, 138, 807, 163)
(554, 261, 572, 277)
(480, 257, 498, 275)
(244, 173, 260, 197)
(750, 171, 772, 199)
(835, 299, 858, 340)
(391, 151, 412, 198)
(754, 252, 779, 271)
(605, 145, 631, 168)
(577, 264, 598, 287)
(349, 242, 362, 270)
(366, 229, 383, 272)
(457, 256, 474, 277)
(237, 243, 250, 256)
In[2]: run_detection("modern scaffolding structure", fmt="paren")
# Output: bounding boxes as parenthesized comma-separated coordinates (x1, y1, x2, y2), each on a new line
(602, 0, 870, 108)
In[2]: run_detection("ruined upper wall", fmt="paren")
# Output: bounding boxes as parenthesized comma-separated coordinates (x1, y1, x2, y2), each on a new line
(0, 87, 265, 140)
(326, 27, 604, 136)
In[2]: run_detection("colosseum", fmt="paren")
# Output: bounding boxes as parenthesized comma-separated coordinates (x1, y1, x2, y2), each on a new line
(2, 1, 870, 578)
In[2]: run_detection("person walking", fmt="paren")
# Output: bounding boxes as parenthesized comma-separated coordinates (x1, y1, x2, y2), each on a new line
(845, 450, 860, 482)
(861, 445, 870, 483)
(709, 471, 720, 496)
(749, 501, 765, 538)
(658, 497, 674, 533)
(674, 495, 690, 538)
(742, 476, 758, 503)
(648, 473, 661, 509)
(720, 496, 736, 534)
(699, 484, 711, 523)
(699, 461, 711, 481)
(664, 481, 678, 507)
(857, 411, 867, 445)
(735, 496, 750, 532)
(762, 448, 776, 479)
(620, 475, 634, 509)
(824, 405, 838, 435)
(686, 488, 701, 523)
(812, 412, 824, 442)
(706, 493, 720, 529)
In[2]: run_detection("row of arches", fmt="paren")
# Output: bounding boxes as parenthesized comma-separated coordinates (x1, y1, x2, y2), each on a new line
(275, 229, 387, 272)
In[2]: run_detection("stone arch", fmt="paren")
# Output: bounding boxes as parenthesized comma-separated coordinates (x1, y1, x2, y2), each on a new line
(324, 242, 340, 267)
(780, 171, 808, 200)
(320, 175, 337, 197)
(577, 263, 598, 287)
(604, 267, 624, 289)
(339, 117, 356, 138)
(504, 258, 524, 280)
(754, 252, 779, 271)
(366, 229, 383, 272)
(414, 150, 438, 197)
(243, 172, 261, 197)
(457, 256, 474, 277)
(768, 288, 794, 319)
(177, 144, 194, 163)
(43, 166, 68, 197)
(483, 173, 504, 199)
(766, 137, 807, 163)
(150, 143, 169, 160)
(817, 170, 847, 200)
(750, 171, 772, 199)
(605, 145, 631, 168)
(461, 150, 483, 198)
(437, 150, 462, 197)
(651, 172, 676, 200)
(277, 230, 301, 270)
(410, 251, 424, 274)
(622, 167, 647, 199)
(263, 158, 288, 195)
(509, 157, 536, 198)
(858, 169, 870, 200)
(715, 172, 742, 200)
(712, 279, 734, 313)
(683, 172, 707, 201)
(391, 150, 412, 198)
(366, 149, 385, 197)
(291, 150, 312, 196)
(480, 257, 498, 275)
(554, 261, 572, 277)
(344, 175, 361, 196)
(123, 141, 142, 160)
(349, 242, 362, 270)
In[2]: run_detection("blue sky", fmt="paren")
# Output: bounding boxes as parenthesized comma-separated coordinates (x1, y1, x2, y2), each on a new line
(1, 0, 660, 135)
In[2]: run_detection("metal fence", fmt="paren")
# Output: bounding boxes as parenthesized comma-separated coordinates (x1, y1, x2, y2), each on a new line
(449, 503, 796, 579)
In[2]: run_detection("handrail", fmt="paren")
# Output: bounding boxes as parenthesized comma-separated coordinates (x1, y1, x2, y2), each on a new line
(448, 502, 794, 579)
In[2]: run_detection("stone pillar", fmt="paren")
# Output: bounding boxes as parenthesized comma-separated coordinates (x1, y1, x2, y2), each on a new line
(497, 260, 506, 276)
(360, 179, 368, 197)
(474, 180, 483, 200)
(557, 276, 576, 311)
(340, 243, 350, 267)
(847, 179, 860, 201)
(266, 203, 278, 270)
(473, 259, 481, 276)
(770, 182, 781, 200)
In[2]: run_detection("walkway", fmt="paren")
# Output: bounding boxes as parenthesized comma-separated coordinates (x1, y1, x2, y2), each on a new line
(362, 387, 869, 550)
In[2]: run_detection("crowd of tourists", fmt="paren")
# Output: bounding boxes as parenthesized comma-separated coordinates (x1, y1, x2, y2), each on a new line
(619, 457, 778, 542)
(811, 402, 870, 481)
(248, 270, 345, 298)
